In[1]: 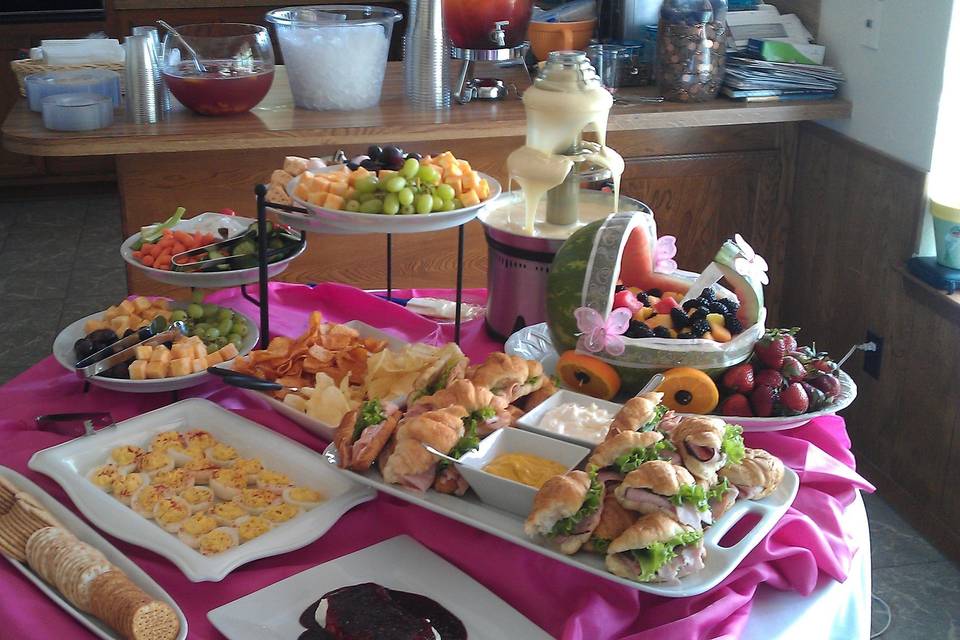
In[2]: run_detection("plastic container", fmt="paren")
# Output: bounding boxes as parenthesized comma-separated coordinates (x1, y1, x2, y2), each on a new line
(24, 69, 121, 112)
(41, 93, 113, 131)
(266, 5, 400, 111)
(656, 0, 727, 102)
(931, 200, 960, 269)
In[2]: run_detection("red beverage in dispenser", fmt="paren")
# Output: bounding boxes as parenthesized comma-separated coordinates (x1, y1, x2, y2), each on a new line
(443, 0, 533, 50)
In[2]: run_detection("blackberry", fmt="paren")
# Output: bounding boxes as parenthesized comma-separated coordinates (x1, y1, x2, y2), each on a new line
(677, 331, 696, 339)
(690, 319, 711, 338)
(718, 298, 740, 314)
(708, 302, 728, 314)
(670, 307, 690, 329)
(614, 284, 626, 293)
(724, 315, 744, 334)
(690, 308, 708, 322)
(682, 299, 701, 312)
(698, 288, 716, 302)
(648, 288, 663, 297)
(635, 290, 649, 305)
(625, 320, 655, 339)
(652, 326, 672, 338)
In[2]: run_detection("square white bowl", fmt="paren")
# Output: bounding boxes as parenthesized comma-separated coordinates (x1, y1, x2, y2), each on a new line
(457, 428, 589, 517)
(516, 390, 622, 448)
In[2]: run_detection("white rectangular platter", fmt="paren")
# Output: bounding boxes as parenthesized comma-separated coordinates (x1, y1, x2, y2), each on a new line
(208, 535, 551, 640)
(323, 445, 799, 598)
(0, 465, 188, 640)
(28, 398, 375, 582)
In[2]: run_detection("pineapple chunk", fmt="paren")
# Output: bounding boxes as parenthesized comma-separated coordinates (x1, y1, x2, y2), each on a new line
(169, 357, 192, 377)
(119, 299, 136, 315)
(218, 343, 239, 361)
(460, 189, 480, 207)
(129, 360, 148, 380)
(134, 345, 154, 361)
(171, 343, 193, 360)
(133, 297, 152, 312)
(324, 193, 344, 211)
(206, 351, 224, 366)
(145, 361, 168, 379)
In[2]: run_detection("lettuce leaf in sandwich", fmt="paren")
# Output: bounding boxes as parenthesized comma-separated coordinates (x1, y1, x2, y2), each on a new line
(549, 469, 603, 538)
(629, 529, 704, 582)
(438, 407, 494, 470)
(721, 424, 746, 465)
(352, 399, 387, 442)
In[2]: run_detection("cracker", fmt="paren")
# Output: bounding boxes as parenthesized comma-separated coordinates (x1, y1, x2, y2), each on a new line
(13, 499, 60, 530)
(130, 600, 180, 640)
(0, 531, 25, 561)
(0, 477, 19, 511)
(0, 517, 30, 557)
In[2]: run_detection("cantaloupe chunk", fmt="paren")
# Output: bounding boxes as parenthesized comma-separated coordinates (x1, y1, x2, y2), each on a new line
(150, 346, 171, 364)
(169, 357, 192, 377)
(135, 345, 154, 361)
(84, 319, 110, 334)
(132, 297, 152, 312)
(171, 343, 193, 360)
(444, 177, 463, 196)
(102, 305, 121, 321)
(145, 361, 168, 379)
(347, 166, 369, 186)
(308, 191, 327, 206)
(217, 343, 239, 361)
(193, 342, 208, 359)
(191, 356, 208, 373)
(445, 163, 462, 178)
(478, 179, 490, 201)
(458, 159, 471, 173)
(460, 189, 480, 207)
(119, 299, 136, 315)
(110, 316, 132, 336)
(141, 308, 160, 321)
(129, 360, 148, 380)
(328, 181, 349, 197)
(206, 351, 223, 366)
(378, 169, 397, 180)
(462, 171, 480, 191)
(293, 180, 311, 201)
(324, 193, 345, 211)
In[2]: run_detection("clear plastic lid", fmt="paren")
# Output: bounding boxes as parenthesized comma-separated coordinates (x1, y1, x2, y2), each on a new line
(266, 5, 400, 28)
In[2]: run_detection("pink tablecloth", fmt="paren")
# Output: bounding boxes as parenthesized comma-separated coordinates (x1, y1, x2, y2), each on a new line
(0, 283, 874, 639)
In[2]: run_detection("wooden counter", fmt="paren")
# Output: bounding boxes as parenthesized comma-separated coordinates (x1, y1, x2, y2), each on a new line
(2, 63, 850, 307)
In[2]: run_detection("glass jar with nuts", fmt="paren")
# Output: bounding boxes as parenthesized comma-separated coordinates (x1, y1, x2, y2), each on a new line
(656, 0, 728, 103)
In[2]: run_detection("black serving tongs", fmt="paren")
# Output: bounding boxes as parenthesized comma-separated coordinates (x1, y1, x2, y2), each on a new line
(170, 222, 303, 273)
(75, 320, 190, 379)
(206, 366, 310, 393)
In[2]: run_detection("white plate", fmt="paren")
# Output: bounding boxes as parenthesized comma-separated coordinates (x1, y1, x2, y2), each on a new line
(506, 323, 858, 433)
(516, 389, 622, 448)
(282, 171, 501, 235)
(0, 465, 188, 640)
(28, 398, 374, 582)
(120, 212, 306, 288)
(207, 535, 550, 640)
(52, 302, 259, 394)
(228, 321, 410, 441)
(323, 445, 799, 597)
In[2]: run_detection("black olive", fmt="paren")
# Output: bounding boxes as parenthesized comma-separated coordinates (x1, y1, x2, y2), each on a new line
(88, 329, 119, 344)
(74, 338, 96, 360)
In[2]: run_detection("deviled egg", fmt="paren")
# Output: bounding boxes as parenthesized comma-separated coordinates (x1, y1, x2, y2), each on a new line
(131, 484, 171, 519)
(110, 444, 144, 474)
(236, 488, 280, 515)
(183, 429, 217, 450)
(262, 502, 301, 524)
(112, 472, 148, 505)
(232, 458, 264, 484)
(182, 457, 220, 484)
(180, 486, 214, 513)
(166, 441, 206, 467)
(235, 515, 273, 543)
(178, 512, 218, 548)
(282, 486, 325, 511)
(87, 463, 121, 493)
(209, 468, 247, 500)
(199, 527, 239, 556)
(205, 443, 239, 468)
(210, 500, 247, 527)
(153, 496, 191, 533)
(149, 430, 184, 453)
(152, 468, 196, 493)
(135, 450, 174, 477)
(256, 469, 293, 493)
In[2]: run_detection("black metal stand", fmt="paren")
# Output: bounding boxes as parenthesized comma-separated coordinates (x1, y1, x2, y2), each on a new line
(256, 186, 468, 345)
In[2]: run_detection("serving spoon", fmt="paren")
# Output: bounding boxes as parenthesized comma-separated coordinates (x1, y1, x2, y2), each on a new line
(421, 443, 464, 466)
(156, 20, 207, 73)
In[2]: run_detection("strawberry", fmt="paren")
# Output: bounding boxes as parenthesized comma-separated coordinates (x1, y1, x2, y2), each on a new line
(753, 328, 799, 370)
(779, 382, 809, 416)
(809, 374, 842, 400)
(719, 394, 753, 417)
(810, 356, 836, 374)
(782, 332, 798, 353)
(721, 363, 755, 394)
(754, 368, 784, 390)
(749, 385, 778, 417)
(801, 382, 828, 411)
(781, 355, 806, 383)
(613, 289, 643, 314)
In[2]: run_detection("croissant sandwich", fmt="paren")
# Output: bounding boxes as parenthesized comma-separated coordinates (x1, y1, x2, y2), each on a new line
(513, 377, 558, 413)
(719, 448, 784, 500)
(406, 343, 468, 407)
(584, 493, 637, 554)
(408, 379, 513, 437)
(334, 399, 400, 472)
(381, 406, 467, 491)
(588, 431, 673, 485)
(467, 353, 544, 404)
(524, 470, 605, 555)
(605, 512, 705, 584)
(613, 461, 706, 529)
(607, 392, 667, 437)
(670, 417, 745, 485)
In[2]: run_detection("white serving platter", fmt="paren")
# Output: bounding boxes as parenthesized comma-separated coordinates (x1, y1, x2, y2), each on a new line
(516, 389, 622, 448)
(323, 445, 799, 597)
(506, 323, 858, 433)
(228, 320, 411, 441)
(120, 212, 306, 288)
(0, 465, 188, 640)
(52, 302, 259, 393)
(207, 535, 550, 640)
(28, 398, 374, 582)
(282, 170, 501, 235)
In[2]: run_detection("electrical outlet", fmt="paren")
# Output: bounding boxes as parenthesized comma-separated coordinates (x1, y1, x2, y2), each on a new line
(863, 331, 883, 379)
(860, 0, 882, 50)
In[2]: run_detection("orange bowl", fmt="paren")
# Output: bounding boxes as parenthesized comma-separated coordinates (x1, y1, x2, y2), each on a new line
(527, 19, 597, 61)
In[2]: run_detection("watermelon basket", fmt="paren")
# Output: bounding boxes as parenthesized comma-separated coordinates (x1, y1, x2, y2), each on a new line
(545, 211, 767, 395)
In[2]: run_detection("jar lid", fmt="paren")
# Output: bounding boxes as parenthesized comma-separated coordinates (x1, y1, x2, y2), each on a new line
(41, 93, 114, 131)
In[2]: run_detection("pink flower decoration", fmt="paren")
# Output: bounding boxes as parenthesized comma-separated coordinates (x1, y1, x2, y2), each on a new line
(732, 233, 769, 285)
(654, 235, 678, 274)
(574, 306, 632, 356)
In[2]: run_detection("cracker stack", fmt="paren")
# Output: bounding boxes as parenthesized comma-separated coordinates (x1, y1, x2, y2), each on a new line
(88, 570, 180, 640)
(0, 477, 61, 561)
(25, 526, 113, 611)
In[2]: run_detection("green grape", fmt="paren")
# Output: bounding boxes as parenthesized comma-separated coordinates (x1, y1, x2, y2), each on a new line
(431, 194, 445, 211)
(417, 166, 440, 185)
(399, 204, 415, 215)
(452, 198, 463, 209)
(201, 303, 218, 318)
(195, 322, 210, 332)
(170, 310, 187, 322)
(214, 337, 228, 349)
(192, 327, 206, 339)
(360, 198, 384, 214)
(187, 303, 204, 319)
(358, 192, 378, 203)
(400, 158, 420, 179)
(442, 199, 456, 211)
(206, 343, 219, 355)
(383, 193, 400, 215)
(227, 333, 242, 346)
(190, 290, 204, 305)
(398, 187, 414, 206)
(355, 175, 379, 193)
(205, 327, 221, 339)
(385, 176, 406, 193)
(346, 199, 361, 212)
(437, 184, 456, 201)
(415, 194, 433, 214)
(217, 308, 233, 322)
(235, 321, 249, 337)
(218, 319, 233, 335)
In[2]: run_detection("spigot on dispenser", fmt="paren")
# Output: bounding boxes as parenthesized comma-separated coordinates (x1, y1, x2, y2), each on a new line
(490, 21, 510, 47)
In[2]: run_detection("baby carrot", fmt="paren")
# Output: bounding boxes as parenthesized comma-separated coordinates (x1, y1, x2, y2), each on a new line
(141, 255, 155, 266)
(172, 242, 186, 255)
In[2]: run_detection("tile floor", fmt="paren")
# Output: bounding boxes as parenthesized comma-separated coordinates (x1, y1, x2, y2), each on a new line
(1, 184, 959, 638)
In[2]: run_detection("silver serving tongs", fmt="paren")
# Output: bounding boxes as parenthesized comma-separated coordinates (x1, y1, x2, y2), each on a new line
(170, 224, 302, 272)
(75, 320, 189, 379)
(36, 412, 116, 437)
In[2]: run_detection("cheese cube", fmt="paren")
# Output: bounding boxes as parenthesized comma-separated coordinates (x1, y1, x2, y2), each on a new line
(328, 181, 349, 197)
(460, 189, 480, 207)
(191, 356, 209, 373)
(110, 316, 132, 336)
(150, 346, 171, 364)
(145, 361, 168, 379)
(478, 179, 491, 201)
(134, 345, 154, 361)
(206, 351, 224, 366)
(102, 305, 122, 321)
(84, 319, 110, 334)
(171, 343, 193, 360)
(283, 156, 309, 176)
(169, 358, 192, 377)
(132, 297, 152, 312)
(444, 176, 463, 196)
(294, 179, 311, 201)
(462, 171, 480, 191)
(307, 191, 327, 207)
(129, 360, 148, 380)
(324, 193, 344, 211)
(193, 342, 208, 359)
(119, 299, 136, 315)
(283, 394, 307, 412)
(218, 343, 240, 361)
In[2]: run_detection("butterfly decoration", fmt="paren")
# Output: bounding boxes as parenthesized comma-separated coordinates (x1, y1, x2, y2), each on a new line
(653, 235, 678, 274)
(574, 306, 632, 356)
(732, 233, 769, 286)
